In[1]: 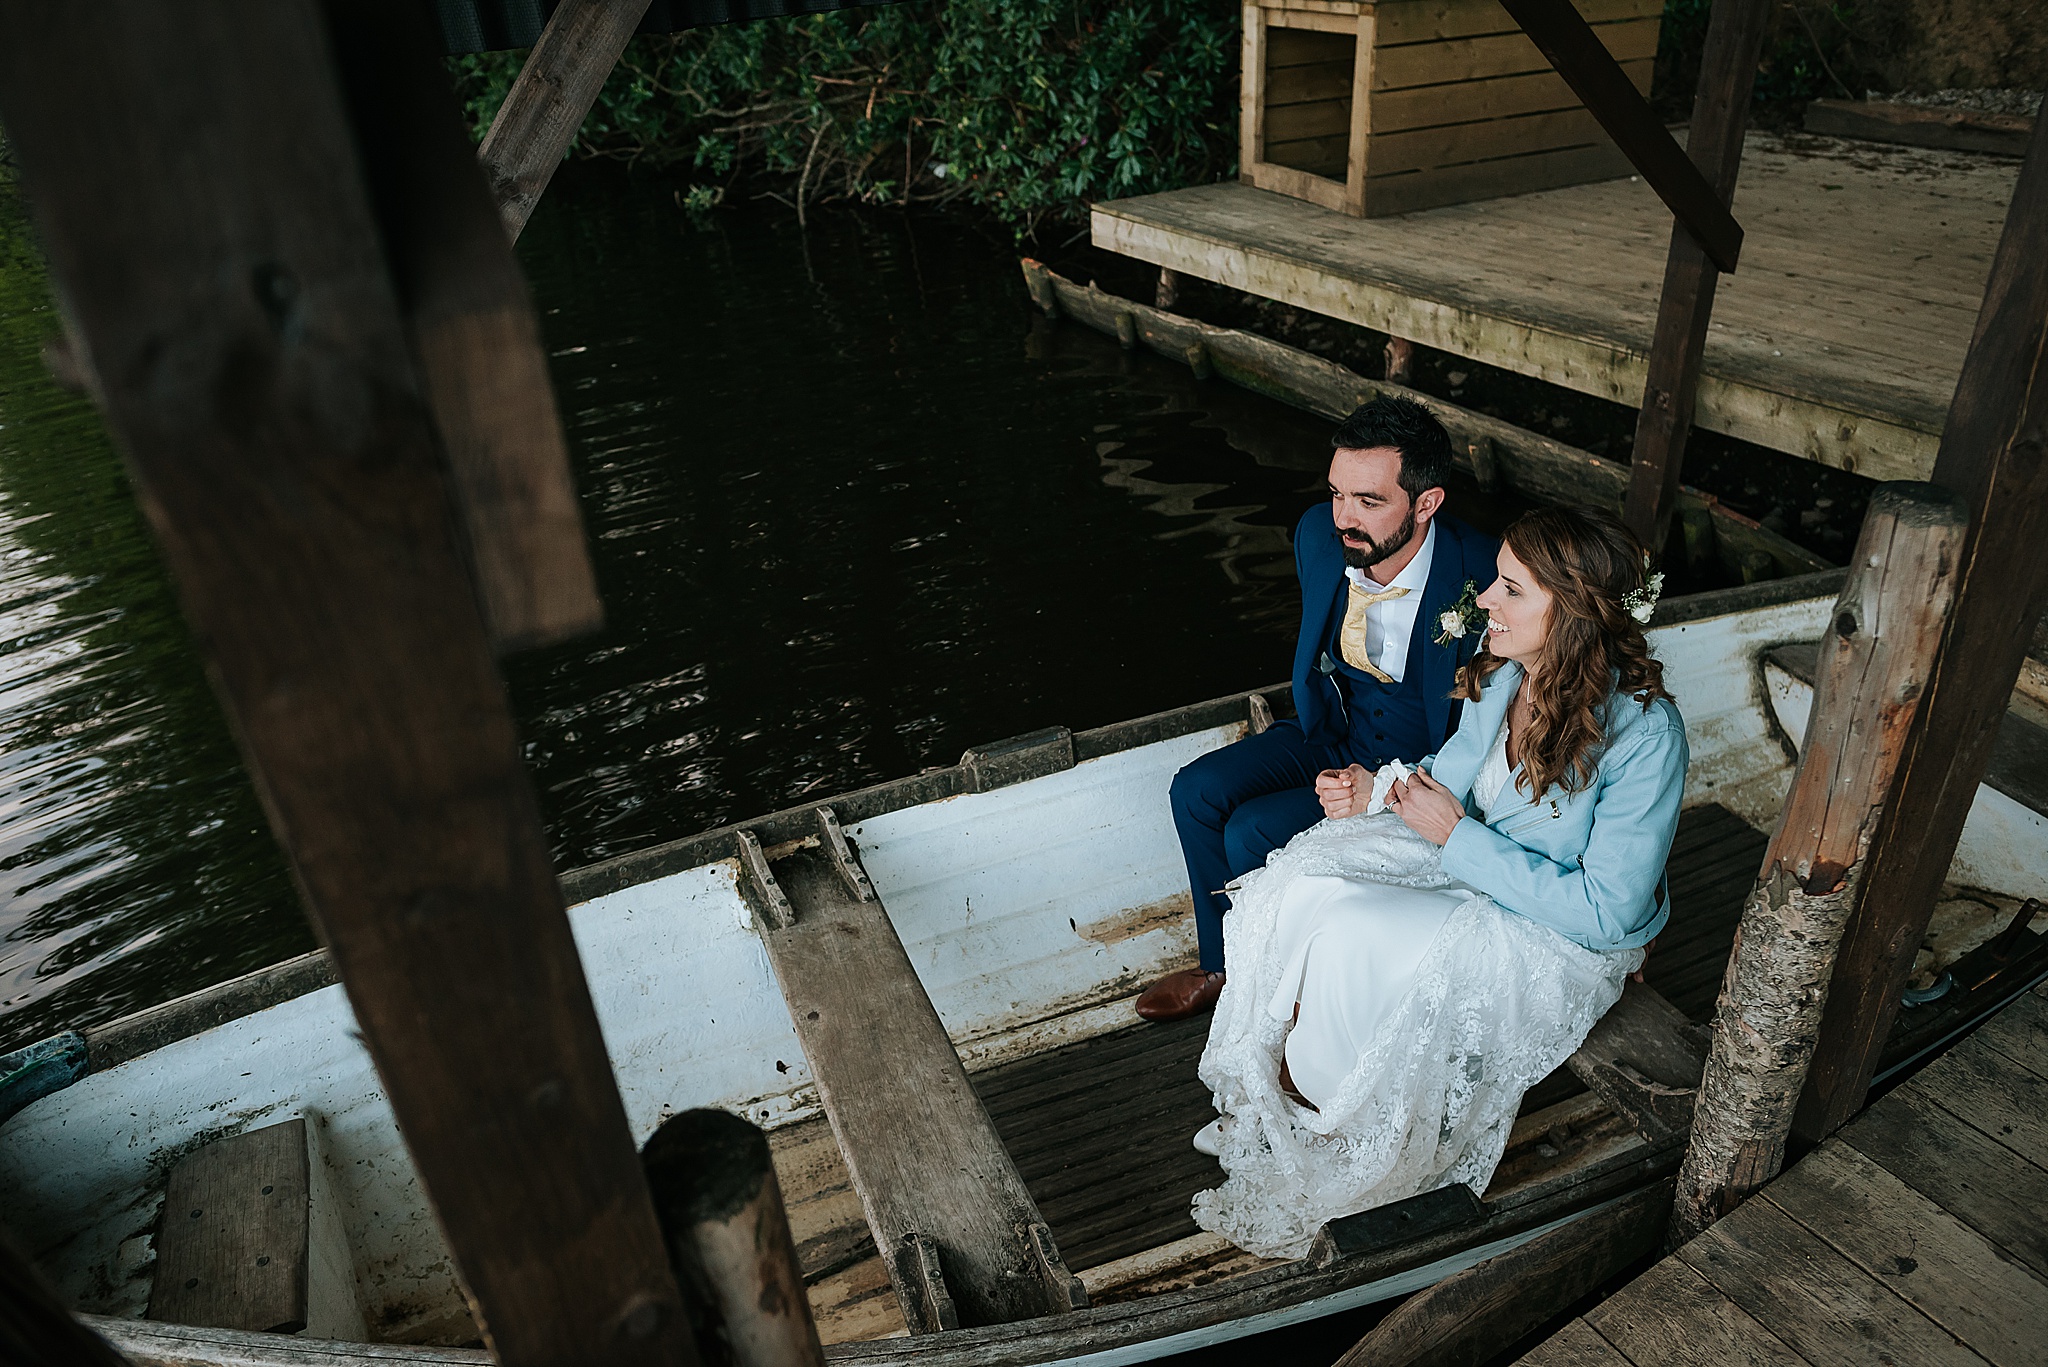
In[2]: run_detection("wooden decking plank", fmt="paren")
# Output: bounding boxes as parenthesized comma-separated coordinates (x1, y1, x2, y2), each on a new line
(978, 1029, 1206, 1113)
(1913, 1034, 2048, 1168)
(1974, 987, 2048, 1077)
(972, 1015, 1218, 1271)
(1094, 135, 2021, 476)
(1667, 804, 1750, 853)
(1762, 1142, 2048, 1367)
(1515, 1317, 1634, 1366)
(976, 1016, 1208, 1091)
(756, 842, 1080, 1328)
(1675, 1196, 1989, 1367)
(1663, 829, 1768, 880)
(1665, 848, 1771, 897)
(1583, 1257, 1806, 1366)
(1841, 1080, 2048, 1280)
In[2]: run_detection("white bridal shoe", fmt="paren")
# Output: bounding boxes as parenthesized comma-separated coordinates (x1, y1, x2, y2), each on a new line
(1193, 1119, 1223, 1157)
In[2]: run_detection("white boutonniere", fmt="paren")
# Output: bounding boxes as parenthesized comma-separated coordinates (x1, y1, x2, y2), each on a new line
(1433, 579, 1488, 645)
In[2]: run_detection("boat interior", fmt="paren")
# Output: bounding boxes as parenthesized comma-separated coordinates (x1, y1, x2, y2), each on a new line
(7, 573, 2047, 1366)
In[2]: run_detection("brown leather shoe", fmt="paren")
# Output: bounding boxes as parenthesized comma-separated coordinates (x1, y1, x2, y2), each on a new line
(1135, 968, 1226, 1021)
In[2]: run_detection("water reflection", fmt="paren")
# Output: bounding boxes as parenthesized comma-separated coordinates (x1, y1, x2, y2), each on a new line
(0, 187, 307, 1050)
(0, 171, 1530, 1049)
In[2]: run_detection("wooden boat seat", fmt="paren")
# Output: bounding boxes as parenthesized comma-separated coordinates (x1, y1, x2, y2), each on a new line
(738, 807, 1088, 1334)
(147, 1117, 364, 1339)
(1565, 980, 1711, 1139)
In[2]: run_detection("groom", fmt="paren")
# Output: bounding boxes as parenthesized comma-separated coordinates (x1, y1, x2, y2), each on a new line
(1137, 397, 1499, 1021)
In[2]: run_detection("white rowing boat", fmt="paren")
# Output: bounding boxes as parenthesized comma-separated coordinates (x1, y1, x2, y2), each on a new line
(4, 571, 2043, 1366)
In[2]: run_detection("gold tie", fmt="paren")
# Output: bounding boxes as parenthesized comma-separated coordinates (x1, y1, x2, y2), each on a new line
(1340, 581, 1410, 682)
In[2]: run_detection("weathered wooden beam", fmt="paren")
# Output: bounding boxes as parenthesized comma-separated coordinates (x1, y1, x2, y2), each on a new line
(1793, 115, 2048, 1144)
(478, 0, 653, 240)
(1496, 0, 1742, 273)
(328, 0, 602, 653)
(1618, 0, 1771, 555)
(643, 1110, 825, 1367)
(740, 832, 1086, 1331)
(1332, 1180, 1671, 1367)
(1022, 259, 1828, 581)
(1672, 482, 1969, 1243)
(1, 1224, 134, 1367)
(0, 6, 694, 1362)
(1565, 981, 1708, 1140)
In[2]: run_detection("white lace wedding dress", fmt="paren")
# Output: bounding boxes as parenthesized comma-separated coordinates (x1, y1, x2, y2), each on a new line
(1191, 721, 1643, 1258)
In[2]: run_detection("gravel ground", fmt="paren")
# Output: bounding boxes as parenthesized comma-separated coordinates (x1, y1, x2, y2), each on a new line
(1870, 88, 2042, 117)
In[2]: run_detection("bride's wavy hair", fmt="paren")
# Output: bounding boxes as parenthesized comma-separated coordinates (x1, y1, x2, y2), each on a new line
(1453, 505, 1672, 799)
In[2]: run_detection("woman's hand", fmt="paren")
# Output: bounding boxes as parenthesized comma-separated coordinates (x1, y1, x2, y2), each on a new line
(1314, 765, 1375, 819)
(1389, 768, 1466, 845)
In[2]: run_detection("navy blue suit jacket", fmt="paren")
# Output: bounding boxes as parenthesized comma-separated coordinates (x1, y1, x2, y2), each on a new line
(1290, 506, 1500, 751)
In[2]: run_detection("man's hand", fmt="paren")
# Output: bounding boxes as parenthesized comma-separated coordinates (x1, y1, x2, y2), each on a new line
(1315, 765, 1374, 820)
(1389, 767, 1466, 845)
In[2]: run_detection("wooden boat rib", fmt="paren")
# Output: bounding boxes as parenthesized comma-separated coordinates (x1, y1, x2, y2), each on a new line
(7, 571, 2046, 1366)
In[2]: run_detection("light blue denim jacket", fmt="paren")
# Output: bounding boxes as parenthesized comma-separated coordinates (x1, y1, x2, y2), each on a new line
(1419, 661, 1686, 952)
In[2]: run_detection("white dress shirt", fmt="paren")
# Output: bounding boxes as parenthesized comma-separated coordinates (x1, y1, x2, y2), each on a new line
(1342, 521, 1436, 683)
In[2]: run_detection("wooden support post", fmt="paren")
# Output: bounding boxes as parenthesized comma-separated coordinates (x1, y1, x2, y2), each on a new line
(1155, 267, 1180, 310)
(1384, 336, 1414, 386)
(1679, 502, 1718, 579)
(1619, 0, 1771, 555)
(0, 7, 694, 1362)
(1792, 116, 2048, 1144)
(1467, 436, 1501, 493)
(1671, 483, 1969, 1244)
(477, 0, 653, 241)
(1498, 0, 1742, 272)
(643, 1110, 825, 1367)
(327, 0, 602, 652)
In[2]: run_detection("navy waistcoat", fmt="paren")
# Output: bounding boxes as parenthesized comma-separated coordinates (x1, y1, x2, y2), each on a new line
(1323, 581, 1436, 768)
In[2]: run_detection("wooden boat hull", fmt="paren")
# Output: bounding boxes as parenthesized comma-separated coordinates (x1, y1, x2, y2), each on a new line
(19, 572, 2034, 1364)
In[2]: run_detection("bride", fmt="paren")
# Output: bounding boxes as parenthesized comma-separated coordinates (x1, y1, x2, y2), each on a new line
(1190, 505, 1687, 1258)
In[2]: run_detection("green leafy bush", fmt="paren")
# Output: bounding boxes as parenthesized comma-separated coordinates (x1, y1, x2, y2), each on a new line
(449, 0, 1240, 232)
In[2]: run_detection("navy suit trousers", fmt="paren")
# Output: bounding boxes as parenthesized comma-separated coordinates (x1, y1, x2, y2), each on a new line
(1168, 719, 1347, 973)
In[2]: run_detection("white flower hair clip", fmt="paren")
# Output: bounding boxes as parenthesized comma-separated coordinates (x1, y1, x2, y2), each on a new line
(1623, 569, 1665, 624)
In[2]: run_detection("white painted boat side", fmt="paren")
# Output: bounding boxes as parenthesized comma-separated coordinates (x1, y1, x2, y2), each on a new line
(1764, 658, 2048, 901)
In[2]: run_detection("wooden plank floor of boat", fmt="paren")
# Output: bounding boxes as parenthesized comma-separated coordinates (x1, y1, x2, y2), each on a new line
(1091, 132, 2019, 482)
(781, 803, 1768, 1341)
(1518, 978, 2048, 1366)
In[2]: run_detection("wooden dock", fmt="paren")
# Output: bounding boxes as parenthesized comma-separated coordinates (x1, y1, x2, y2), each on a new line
(1093, 131, 2019, 482)
(1518, 978, 2048, 1366)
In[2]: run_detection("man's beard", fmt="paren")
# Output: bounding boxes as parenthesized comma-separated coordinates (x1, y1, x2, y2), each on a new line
(1340, 506, 1417, 570)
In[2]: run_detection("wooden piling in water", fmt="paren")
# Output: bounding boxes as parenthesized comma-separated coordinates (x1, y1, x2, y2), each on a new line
(1671, 482, 1969, 1243)
(1383, 336, 1413, 386)
(478, 0, 653, 240)
(644, 1111, 825, 1367)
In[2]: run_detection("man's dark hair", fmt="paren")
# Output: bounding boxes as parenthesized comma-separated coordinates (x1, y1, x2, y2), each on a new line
(1331, 396, 1454, 499)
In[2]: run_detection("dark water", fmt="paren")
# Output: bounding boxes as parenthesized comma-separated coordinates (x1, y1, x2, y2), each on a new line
(0, 171, 1525, 1051)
